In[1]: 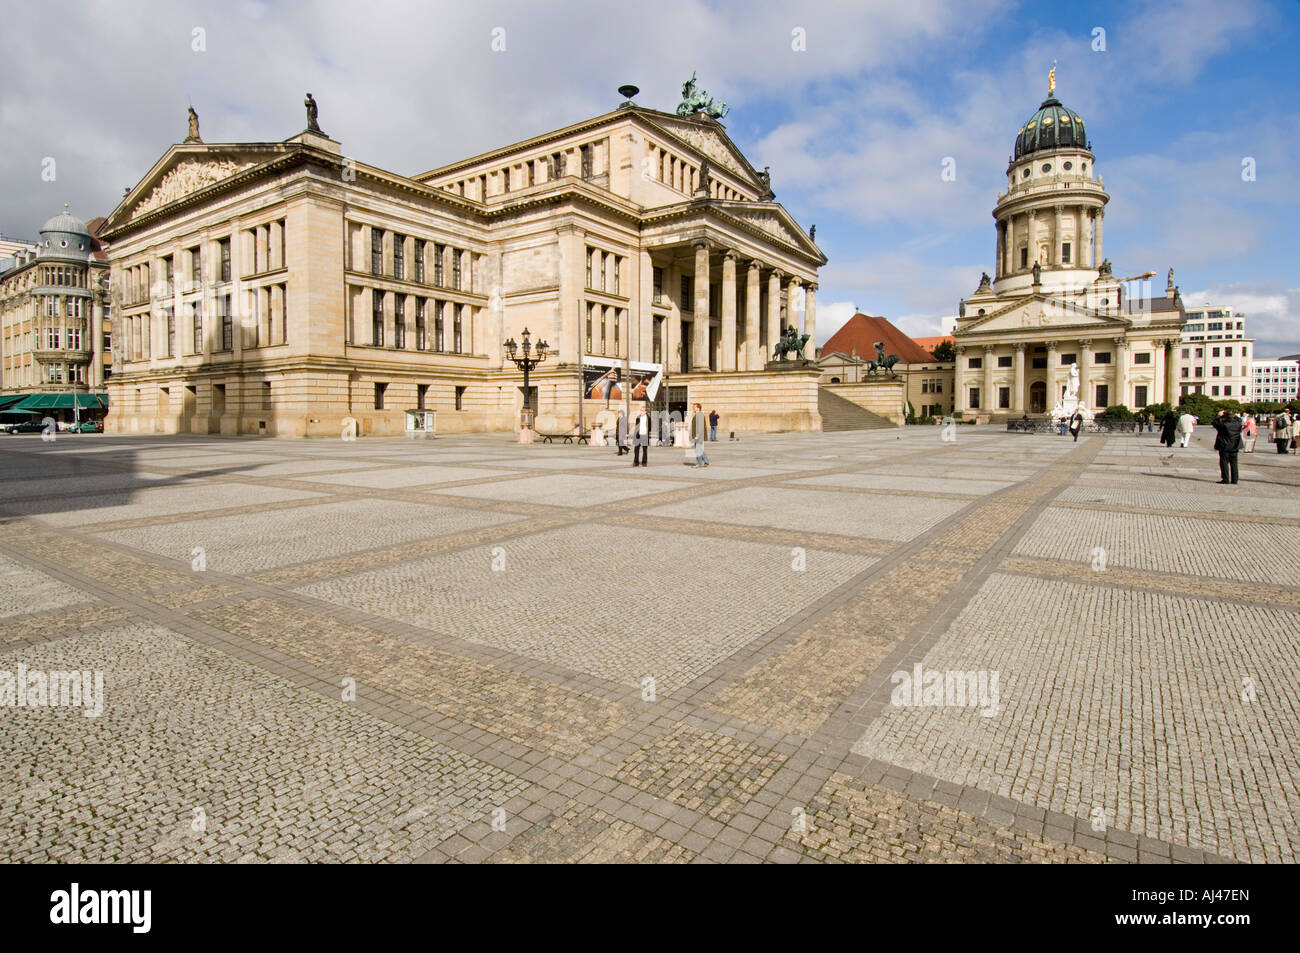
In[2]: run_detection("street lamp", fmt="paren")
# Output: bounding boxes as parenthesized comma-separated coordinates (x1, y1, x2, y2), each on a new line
(504, 326, 548, 428)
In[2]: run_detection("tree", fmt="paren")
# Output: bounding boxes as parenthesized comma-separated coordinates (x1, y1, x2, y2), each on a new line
(1097, 404, 1133, 420)
(930, 340, 955, 362)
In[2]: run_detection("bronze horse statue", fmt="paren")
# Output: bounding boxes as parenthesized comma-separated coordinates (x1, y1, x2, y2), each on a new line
(772, 324, 810, 361)
(867, 341, 899, 377)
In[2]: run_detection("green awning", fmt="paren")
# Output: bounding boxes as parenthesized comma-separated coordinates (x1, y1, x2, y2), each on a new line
(0, 395, 27, 410)
(9, 392, 108, 411)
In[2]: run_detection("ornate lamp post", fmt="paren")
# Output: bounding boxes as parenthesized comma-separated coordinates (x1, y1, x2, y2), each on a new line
(503, 327, 548, 429)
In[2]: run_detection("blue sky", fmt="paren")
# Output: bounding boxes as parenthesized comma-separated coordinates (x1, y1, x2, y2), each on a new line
(3, 0, 1296, 355)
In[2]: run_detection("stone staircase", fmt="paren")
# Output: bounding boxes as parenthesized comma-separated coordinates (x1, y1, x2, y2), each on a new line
(817, 388, 897, 431)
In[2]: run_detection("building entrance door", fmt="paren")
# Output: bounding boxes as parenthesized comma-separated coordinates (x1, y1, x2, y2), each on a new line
(1029, 381, 1046, 414)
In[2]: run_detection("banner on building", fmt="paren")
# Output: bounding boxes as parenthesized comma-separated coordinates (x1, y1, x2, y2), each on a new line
(581, 357, 663, 404)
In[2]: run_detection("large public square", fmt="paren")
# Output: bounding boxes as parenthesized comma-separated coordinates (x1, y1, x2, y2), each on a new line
(1, 426, 1296, 864)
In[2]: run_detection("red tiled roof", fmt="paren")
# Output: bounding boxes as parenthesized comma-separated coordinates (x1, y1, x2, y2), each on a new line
(912, 335, 953, 356)
(821, 313, 941, 364)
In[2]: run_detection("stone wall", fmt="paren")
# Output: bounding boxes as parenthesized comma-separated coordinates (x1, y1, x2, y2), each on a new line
(681, 370, 822, 432)
(819, 381, 907, 426)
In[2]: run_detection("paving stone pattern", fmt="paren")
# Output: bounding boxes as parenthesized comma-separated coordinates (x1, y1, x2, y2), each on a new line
(0, 427, 1295, 863)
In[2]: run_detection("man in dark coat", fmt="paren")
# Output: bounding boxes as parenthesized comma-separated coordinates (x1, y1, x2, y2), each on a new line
(1068, 411, 1084, 442)
(1212, 409, 1244, 485)
(1160, 410, 1178, 447)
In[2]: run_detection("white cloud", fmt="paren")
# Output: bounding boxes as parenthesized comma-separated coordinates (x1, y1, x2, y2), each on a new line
(1184, 283, 1300, 359)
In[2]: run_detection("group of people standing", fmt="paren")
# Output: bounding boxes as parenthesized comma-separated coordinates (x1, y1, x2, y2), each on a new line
(608, 404, 719, 468)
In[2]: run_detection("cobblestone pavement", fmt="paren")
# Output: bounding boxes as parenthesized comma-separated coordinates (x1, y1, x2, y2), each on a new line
(0, 425, 1295, 863)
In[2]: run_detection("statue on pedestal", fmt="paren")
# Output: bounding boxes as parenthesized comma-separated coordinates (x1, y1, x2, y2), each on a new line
(304, 92, 323, 134)
(184, 106, 202, 143)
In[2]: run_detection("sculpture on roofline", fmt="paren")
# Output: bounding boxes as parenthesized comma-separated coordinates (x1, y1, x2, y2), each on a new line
(305, 92, 323, 134)
(185, 106, 201, 143)
(677, 72, 729, 119)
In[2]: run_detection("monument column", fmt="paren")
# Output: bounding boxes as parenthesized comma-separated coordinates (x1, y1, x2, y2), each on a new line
(745, 261, 761, 370)
(1164, 338, 1179, 403)
(720, 251, 737, 372)
(766, 269, 783, 362)
(692, 240, 710, 371)
(803, 283, 817, 360)
(983, 344, 995, 413)
(1012, 342, 1026, 414)
(1079, 338, 1092, 408)
(1114, 337, 1128, 408)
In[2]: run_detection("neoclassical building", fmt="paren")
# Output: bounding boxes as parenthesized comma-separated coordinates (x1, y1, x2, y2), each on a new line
(0, 208, 112, 417)
(101, 87, 825, 436)
(952, 73, 1184, 418)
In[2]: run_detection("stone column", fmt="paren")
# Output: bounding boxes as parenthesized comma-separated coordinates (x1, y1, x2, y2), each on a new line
(1029, 212, 1040, 266)
(721, 251, 737, 372)
(556, 224, 585, 365)
(1012, 342, 1026, 414)
(1114, 337, 1128, 408)
(1079, 338, 1092, 408)
(667, 263, 682, 373)
(692, 240, 710, 372)
(803, 283, 817, 360)
(745, 261, 761, 370)
(90, 295, 103, 387)
(983, 344, 995, 412)
(954, 346, 966, 414)
(786, 275, 801, 352)
(767, 269, 783, 363)
(1053, 205, 1063, 265)
(995, 223, 1002, 279)
(1005, 216, 1015, 275)
(1046, 341, 1059, 406)
(1164, 338, 1179, 403)
(637, 249, 652, 364)
(1095, 210, 1104, 265)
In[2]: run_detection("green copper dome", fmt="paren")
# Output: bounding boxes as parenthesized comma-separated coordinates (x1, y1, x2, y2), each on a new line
(1014, 95, 1088, 159)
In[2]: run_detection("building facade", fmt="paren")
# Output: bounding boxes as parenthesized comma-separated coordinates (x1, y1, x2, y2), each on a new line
(1251, 358, 1299, 404)
(0, 209, 112, 416)
(818, 313, 954, 417)
(100, 91, 825, 437)
(1177, 304, 1253, 401)
(951, 74, 1184, 418)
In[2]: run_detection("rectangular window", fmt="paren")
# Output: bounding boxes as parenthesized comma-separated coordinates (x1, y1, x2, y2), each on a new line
(1181, 348, 1190, 359)
(414, 240, 425, 283)
(455, 385, 466, 411)
(1212, 347, 1220, 357)
(1211, 385, 1220, 397)
(164, 256, 174, 293)
(967, 357, 982, 369)
(1060, 353, 1076, 365)
(1094, 351, 1111, 364)
(612, 257, 620, 295)
(417, 383, 428, 411)
(653, 266, 664, 300)
(1095, 383, 1109, 407)
(1061, 242, 1071, 264)
(1134, 352, 1151, 364)
(453, 304, 462, 352)
(219, 295, 232, 350)
(998, 387, 1010, 409)
(192, 300, 203, 354)
(1181, 367, 1189, 378)
(969, 387, 980, 408)
(1225, 346, 1233, 357)
(586, 304, 593, 353)
(452, 251, 461, 291)
(165, 308, 175, 358)
(372, 292, 384, 346)
(580, 144, 592, 178)
(1212, 366, 1220, 377)
(681, 275, 693, 312)
(434, 244, 445, 286)
(394, 297, 405, 349)
(613, 311, 620, 355)
(1135, 385, 1148, 406)
(600, 309, 607, 354)
(393, 235, 405, 280)
(997, 355, 1012, 368)
(1020, 248, 1028, 268)
(416, 299, 427, 350)
(587, 251, 593, 290)
(371, 229, 383, 275)
(219, 238, 231, 282)
(374, 382, 387, 410)
(600, 254, 607, 291)
(434, 302, 444, 351)
(190, 246, 201, 287)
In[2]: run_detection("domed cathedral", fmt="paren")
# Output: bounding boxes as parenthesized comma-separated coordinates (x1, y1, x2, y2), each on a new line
(952, 67, 1184, 420)
(0, 206, 112, 421)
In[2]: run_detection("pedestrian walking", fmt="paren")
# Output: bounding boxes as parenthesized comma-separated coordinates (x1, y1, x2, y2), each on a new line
(1212, 409, 1243, 485)
(1058, 416, 1068, 436)
(708, 409, 719, 441)
(615, 410, 629, 456)
(1242, 413, 1258, 453)
(689, 403, 710, 468)
(1146, 413, 1154, 433)
(632, 404, 650, 467)
(1069, 410, 1084, 442)
(1160, 409, 1178, 447)
(1176, 409, 1196, 448)
(1273, 410, 1292, 455)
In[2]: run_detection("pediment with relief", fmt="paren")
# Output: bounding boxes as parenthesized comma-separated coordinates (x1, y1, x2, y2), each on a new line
(725, 205, 810, 249)
(130, 158, 255, 220)
(962, 295, 1131, 335)
(643, 115, 755, 183)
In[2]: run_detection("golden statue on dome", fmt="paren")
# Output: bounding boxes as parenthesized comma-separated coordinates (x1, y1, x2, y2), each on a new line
(1048, 60, 1057, 95)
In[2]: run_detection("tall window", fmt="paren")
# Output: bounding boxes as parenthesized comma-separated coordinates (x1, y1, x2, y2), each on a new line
(393, 235, 405, 280)
(414, 239, 425, 283)
(434, 244, 445, 286)
(434, 302, 444, 351)
(613, 311, 620, 355)
(190, 246, 201, 287)
(394, 297, 405, 349)
(612, 256, 620, 295)
(374, 382, 386, 410)
(586, 251, 593, 289)
(600, 254, 607, 291)
(580, 143, 592, 178)
(219, 295, 232, 350)
(371, 229, 383, 275)
(192, 300, 203, 354)
(163, 256, 174, 294)
(453, 304, 462, 352)
(219, 238, 231, 282)
(416, 299, 427, 350)
(586, 304, 593, 353)
(600, 308, 607, 354)
(452, 250, 461, 290)
(417, 383, 429, 410)
(165, 308, 175, 358)
(680, 275, 693, 312)
(372, 291, 384, 346)
(653, 266, 663, 300)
